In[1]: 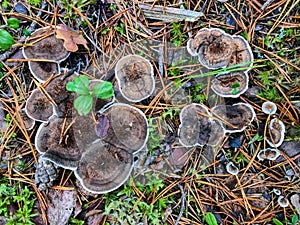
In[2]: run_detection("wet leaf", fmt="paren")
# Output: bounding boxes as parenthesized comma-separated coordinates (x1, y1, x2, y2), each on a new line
(55, 24, 88, 52)
(46, 189, 76, 225)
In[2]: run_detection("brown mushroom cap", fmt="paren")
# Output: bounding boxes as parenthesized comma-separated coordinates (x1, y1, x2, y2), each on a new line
(206, 120, 225, 146)
(266, 118, 285, 147)
(187, 28, 234, 69)
(211, 72, 249, 98)
(257, 148, 281, 161)
(75, 140, 133, 194)
(178, 103, 212, 147)
(98, 103, 148, 154)
(35, 116, 81, 169)
(22, 26, 70, 62)
(261, 101, 277, 115)
(115, 54, 155, 102)
(28, 61, 60, 83)
(228, 35, 254, 71)
(19, 109, 35, 130)
(212, 103, 256, 133)
(25, 89, 55, 122)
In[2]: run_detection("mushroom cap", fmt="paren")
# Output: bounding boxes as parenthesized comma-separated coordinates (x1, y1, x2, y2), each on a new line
(178, 103, 211, 147)
(75, 140, 133, 194)
(211, 71, 249, 98)
(25, 89, 55, 123)
(266, 118, 285, 147)
(187, 28, 235, 69)
(228, 35, 254, 71)
(99, 103, 149, 154)
(262, 101, 277, 115)
(35, 116, 81, 170)
(206, 120, 225, 146)
(257, 148, 281, 161)
(22, 26, 70, 62)
(278, 196, 289, 207)
(226, 162, 239, 175)
(115, 54, 155, 102)
(19, 109, 35, 130)
(212, 103, 256, 133)
(28, 61, 60, 83)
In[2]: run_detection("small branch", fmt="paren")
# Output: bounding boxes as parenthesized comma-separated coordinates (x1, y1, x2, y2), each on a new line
(175, 184, 185, 225)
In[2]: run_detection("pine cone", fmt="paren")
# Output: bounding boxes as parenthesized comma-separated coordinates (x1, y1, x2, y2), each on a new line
(34, 158, 60, 191)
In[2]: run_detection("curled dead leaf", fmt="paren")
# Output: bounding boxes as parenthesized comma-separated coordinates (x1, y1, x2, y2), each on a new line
(55, 24, 88, 52)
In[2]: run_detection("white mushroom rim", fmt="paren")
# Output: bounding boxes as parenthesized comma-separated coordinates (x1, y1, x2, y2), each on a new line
(226, 162, 239, 175)
(211, 71, 249, 98)
(261, 101, 277, 115)
(278, 196, 289, 208)
(266, 118, 285, 148)
(28, 61, 61, 84)
(115, 54, 155, 102)
(257, 148, 281, 161)
(98, 102, 149, 154)
(25, 89, 57, 123)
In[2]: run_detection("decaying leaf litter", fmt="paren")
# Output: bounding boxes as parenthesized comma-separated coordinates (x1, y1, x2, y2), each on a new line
(0, 0, 299, 224)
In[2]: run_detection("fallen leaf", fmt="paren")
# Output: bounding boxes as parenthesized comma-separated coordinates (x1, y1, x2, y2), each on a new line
(55, 24, 88, 52)
(46, 189, 76, 225)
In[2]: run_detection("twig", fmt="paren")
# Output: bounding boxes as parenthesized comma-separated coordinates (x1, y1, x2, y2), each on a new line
(175, 184, 185, 225)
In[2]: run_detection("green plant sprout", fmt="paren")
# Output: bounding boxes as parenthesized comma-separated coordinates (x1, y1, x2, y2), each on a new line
(231, 82, 240, 95)
(248, 133, 264, 145)
(0, 29, 14, 51)
(273, 214, 299, 225)
(205, 212, 218, 225)
(66, 75, 114, 115)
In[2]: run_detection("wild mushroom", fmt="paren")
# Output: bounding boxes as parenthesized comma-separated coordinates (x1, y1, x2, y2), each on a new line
(212, 103, 256, 133)
(206, 120, 226, 146)
(290, 194, 300, 216)
(96, 103, 149, 154)
(75, 140, 133, 194)
(273, 189, 281, 196)
(187, 28, 235, 69)
(115, 54, 155, 102)
(257, 148, 281, 161)
(226, 162, 239, 175)
(35, 115, 81, 169)
(18, 109, 35, 130)
(27, 61, 60, 83)
(228, 35, 254, 71)
(278, 196, 289, 207)
(25, 89, 55, 123)
(262, 101, 277, 115)
(178, 103, 211, 147)
(22, 26, 70, 83)
(211, 71, 249, 98)
(266, 118, 285, 147)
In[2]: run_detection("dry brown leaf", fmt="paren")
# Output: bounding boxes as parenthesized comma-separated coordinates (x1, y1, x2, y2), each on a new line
(55, 24, 88, 52)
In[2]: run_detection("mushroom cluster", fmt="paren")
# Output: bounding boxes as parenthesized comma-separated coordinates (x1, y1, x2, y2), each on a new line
(22, 26, 70, 83)
(187, 27, 253, 98)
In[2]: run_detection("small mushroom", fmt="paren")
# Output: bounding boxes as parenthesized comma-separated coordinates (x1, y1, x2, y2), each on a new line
(266, 118, 285, 147)
(18, 109, 35, 130)
(35, 115, 81, 169)
(273, 188, 281, 196)
(212, 103, 256, 133)
(187, 28, 235, 69)
(211, 71, 249, 98)
(28, 61, 60, 83)
(23, 26, 70, 62)
(257, 148, 281, 161)
(226, 162, 239, 175)
(25, 89, 55, 123)
(115, 54, 155, 102)
(228, 35, 254, 71)
(97, 103, 149, 154)
(262, 101, 277, 115)
(178, 103, 211, 147)
(278, 196, 289, 208)
(75, 140, 133, 194)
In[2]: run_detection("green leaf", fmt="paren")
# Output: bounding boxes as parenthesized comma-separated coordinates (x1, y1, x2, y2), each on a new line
(272, 218, 284, 225)
(231, 82, 240, 89)
(205, 212, 218, 225)
(23, 29, 31, 37)
(292, 215, 299, 225)
(74, 95, 93, 116)
(0, 29, 14, 51)
(92, 81, 114, 99)
(7, 18, 20, 29)
(66, 75, 90, 95)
